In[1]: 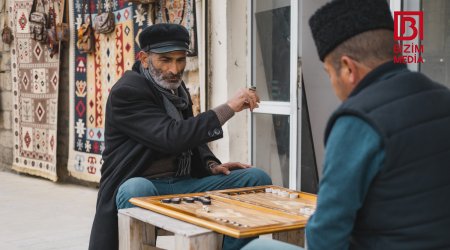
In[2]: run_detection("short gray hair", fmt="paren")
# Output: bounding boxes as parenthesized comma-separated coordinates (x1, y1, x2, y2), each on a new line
(328, 29, 396, 71)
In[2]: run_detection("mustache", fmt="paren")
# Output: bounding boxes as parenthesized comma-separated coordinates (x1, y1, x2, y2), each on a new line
(164, 73, 182, 78)
(162, 72, 183, 81)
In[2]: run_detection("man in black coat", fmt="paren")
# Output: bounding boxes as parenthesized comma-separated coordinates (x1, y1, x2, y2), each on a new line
(88, 23, 272, 250)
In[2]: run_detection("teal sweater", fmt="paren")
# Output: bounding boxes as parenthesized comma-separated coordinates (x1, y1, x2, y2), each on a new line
(306, 116, 385, 250)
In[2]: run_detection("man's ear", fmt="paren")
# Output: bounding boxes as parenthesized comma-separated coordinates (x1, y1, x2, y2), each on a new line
(138, 51, 150, 68)
(340, 55, 358, 86)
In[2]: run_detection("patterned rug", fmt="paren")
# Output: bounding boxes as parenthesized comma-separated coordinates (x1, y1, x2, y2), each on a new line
(68, 0, 197, 182)
(155, 0, 197, 56)
(10, 0, 63, 181)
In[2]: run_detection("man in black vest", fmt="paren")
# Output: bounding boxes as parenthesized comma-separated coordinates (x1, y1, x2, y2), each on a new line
(243, 0, 450, 249)
(88, 23, 272, 250)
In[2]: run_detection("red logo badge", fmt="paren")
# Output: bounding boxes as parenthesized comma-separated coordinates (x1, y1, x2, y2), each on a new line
(394, 11, 423, 41)
(393, 11, 425, 64)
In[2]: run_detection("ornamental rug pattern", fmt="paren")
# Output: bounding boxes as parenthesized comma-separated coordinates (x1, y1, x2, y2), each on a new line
(68, 0, 197, 182)
(10, 0, 63, 181)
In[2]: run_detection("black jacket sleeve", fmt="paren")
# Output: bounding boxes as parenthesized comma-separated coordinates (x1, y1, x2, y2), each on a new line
(109, 80, 224, 155)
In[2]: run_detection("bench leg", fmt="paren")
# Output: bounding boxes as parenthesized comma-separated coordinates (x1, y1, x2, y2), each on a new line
(273, 229, 305, 247)
(174, 232, 222, 250)
(118, 213, 158, 250)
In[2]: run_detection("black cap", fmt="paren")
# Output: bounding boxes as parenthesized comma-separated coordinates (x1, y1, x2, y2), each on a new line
(139, 23, 190, 53)
(309, 0, 394, 61)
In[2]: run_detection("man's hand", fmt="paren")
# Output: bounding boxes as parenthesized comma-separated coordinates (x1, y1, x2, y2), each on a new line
(226, 88, 260, 112)
(210, 162, 252, 175)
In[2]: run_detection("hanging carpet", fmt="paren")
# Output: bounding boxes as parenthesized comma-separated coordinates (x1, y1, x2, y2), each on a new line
(11, 0, 63, 181)
(68, 0, 197, 182)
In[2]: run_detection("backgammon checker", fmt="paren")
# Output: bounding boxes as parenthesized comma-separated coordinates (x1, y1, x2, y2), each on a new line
(129, 185, 317, 238)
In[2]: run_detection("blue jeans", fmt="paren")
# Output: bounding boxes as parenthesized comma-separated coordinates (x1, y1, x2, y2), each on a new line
(242, 239, 303, 250)
(116, 168, 272, 250)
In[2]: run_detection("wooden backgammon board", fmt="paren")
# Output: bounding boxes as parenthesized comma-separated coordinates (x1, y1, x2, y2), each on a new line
(129, 185, 317, 238)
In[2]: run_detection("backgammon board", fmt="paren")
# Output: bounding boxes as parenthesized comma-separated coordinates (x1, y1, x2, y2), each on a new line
(129, 185, 317, 238)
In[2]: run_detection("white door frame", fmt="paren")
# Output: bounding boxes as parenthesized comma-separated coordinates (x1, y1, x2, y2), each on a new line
(247, 0, 300, 190)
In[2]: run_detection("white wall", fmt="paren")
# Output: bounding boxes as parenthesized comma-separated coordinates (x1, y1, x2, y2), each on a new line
(207, 0, 249, 164)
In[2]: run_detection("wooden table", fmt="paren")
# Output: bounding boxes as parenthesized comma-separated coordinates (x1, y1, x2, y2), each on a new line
(119, 186, 316, 249)
(118, 207, 306, 250)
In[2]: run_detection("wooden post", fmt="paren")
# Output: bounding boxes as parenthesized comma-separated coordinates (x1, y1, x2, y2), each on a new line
(118, 213, 157, 250)
(273, 229, 305, 247)
(118, 208, 223, 250)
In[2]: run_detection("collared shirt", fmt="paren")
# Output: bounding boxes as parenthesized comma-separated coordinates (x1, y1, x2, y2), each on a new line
(306, 115, 385, 250)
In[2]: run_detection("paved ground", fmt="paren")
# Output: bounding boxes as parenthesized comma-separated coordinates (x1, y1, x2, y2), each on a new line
(0, 171, 175, 250)
(0, 171, 98, 250)
(0, 171, 280, 249)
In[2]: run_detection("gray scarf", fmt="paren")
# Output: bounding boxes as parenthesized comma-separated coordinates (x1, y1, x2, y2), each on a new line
(141, 64, 192, 177)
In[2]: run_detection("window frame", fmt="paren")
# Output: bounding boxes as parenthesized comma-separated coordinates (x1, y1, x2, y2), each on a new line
(247, 0, 300, 190)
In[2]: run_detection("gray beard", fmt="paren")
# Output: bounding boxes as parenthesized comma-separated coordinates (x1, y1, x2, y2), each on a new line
(148, 62, 183, 90)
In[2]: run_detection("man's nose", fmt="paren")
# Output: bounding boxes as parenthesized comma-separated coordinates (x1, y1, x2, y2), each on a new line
(168, 62, 179, 75)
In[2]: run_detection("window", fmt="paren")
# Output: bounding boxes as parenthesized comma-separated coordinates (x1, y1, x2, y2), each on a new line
(250, 0, 299, 189)
(421, 0, 450, 88)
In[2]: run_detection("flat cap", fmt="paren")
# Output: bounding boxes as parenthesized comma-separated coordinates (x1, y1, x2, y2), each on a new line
(139, 23, 190, 53)
(309, 0, 394, 61)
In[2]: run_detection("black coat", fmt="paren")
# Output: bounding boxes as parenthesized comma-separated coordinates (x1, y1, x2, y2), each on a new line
(88, 63, 223, 250)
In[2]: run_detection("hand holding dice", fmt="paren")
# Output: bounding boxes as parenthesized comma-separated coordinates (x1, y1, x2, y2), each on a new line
(227, 87, 260, 112)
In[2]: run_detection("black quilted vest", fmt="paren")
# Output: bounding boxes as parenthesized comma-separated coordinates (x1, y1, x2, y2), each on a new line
(324, 61, 450, 250)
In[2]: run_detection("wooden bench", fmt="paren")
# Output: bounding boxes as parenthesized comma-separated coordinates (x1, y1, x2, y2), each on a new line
(118, 207, 223, 250)
(118, 207, 305, 250)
